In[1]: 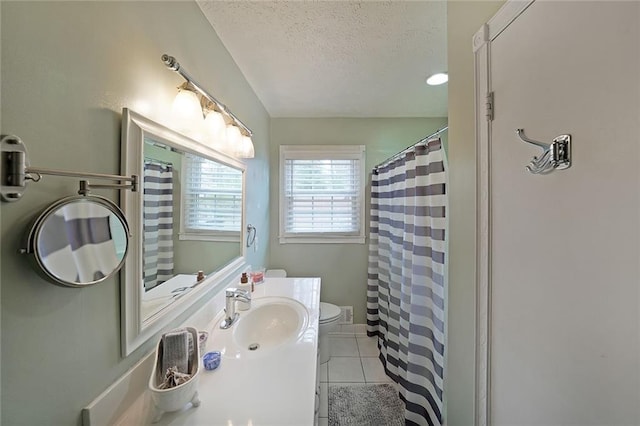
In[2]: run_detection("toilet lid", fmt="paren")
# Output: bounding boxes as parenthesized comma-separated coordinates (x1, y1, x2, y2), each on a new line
(319, 302, 341, 323)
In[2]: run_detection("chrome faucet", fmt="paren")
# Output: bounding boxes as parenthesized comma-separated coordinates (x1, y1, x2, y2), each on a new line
(220, 287, 251, 329)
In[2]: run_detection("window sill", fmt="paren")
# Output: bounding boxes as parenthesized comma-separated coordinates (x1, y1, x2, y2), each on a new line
(278, 236, 365, 244)
(179, 233, 240, 242)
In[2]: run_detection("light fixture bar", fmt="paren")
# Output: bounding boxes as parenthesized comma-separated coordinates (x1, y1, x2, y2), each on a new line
(161, 54, 253, 136)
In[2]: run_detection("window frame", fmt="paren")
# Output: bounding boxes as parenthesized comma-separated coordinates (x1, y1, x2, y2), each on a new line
(279, 144, 366, 244)
(178, 153, 244, 243)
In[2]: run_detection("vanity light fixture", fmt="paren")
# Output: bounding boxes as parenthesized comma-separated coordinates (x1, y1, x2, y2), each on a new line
(426, 72, 448, 86)
(203, 103, 228, 152)
(162, 54, 255, 159)
(238, 134, 255, 159)
(172, 83, 203, 125)
(226, 123, 243, 157)
(171, 83, 205, 140)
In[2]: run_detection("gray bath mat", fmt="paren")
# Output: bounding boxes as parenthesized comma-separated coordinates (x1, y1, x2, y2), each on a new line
(328, 383, 404, 426)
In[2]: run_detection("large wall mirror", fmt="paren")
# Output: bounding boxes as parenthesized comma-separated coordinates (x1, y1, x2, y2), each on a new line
(120, 108, 247, 356)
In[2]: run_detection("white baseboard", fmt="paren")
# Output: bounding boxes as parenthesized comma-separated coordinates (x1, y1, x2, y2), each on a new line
(328, 323, 368, 336)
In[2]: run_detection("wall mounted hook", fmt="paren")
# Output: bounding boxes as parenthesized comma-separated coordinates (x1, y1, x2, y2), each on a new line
(515, 129, 571, 174)
(516, 128, 549, 150)
(246, 224, 257, 248)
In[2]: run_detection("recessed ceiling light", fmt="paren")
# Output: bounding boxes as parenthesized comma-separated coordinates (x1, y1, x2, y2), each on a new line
(426, 73, 448, 86)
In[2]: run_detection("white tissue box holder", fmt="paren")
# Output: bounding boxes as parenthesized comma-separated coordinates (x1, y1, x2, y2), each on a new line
(148, 327, 201, 423)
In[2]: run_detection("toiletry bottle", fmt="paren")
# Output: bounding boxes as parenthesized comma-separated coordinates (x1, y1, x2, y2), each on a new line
(241, 271, 254, 293)
(237, 273, 251, 311)
(247, 271, 255, 292)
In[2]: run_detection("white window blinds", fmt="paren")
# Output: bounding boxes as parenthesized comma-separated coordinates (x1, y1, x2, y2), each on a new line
(280, 145, 365, 243)
(182, 154, 242, 235)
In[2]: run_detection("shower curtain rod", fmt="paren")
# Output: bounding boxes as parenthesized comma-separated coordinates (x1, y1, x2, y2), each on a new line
(144, 157, 173, 167)
(374, 125, 448, 171)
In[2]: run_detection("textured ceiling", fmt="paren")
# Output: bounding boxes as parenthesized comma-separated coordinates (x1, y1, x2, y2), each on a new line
(197, 1, 447, 118)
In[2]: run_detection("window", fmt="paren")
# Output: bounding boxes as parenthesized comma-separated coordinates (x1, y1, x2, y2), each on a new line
(180, 153, 243, 241)
(279, 145, 366, 244)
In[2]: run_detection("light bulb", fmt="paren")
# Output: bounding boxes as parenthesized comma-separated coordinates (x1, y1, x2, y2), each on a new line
(426, 72, 448, 86)
(171, 88, 204, 136)
(236, 135, 255, 159)
(225, 124, 243, 156)
(204, 110, 227, 152)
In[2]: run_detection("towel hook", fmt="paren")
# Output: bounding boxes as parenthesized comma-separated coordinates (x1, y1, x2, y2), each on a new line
(246, 224, 257, 248)
(515, 128, 571, 174)
(516, 129, 549, 150)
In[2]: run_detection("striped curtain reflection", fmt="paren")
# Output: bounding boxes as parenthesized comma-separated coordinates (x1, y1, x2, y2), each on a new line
(367, 138, 447, 426)
(143, 161, 174, 290)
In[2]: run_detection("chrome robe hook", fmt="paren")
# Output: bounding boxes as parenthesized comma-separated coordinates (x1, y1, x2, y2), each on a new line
(516, 129, 571, 174)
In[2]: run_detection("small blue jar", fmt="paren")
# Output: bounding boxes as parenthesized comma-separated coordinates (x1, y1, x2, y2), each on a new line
(202, 351, 221, 370)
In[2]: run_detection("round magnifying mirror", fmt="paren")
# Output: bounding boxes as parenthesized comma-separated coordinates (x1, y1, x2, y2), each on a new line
(25, 195, 130, 287)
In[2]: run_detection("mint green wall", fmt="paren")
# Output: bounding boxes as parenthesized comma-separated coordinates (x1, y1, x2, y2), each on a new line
(269, 118, 447, 324)
(1, 2, 269, 424)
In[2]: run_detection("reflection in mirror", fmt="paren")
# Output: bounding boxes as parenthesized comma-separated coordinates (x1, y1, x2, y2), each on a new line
(141, 139, 243, 319)
(26, 195, 129, 287)
(121, 108, 246, 356)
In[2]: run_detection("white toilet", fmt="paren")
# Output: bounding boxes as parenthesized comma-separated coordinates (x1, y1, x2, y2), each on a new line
(318, 302, 342, 364)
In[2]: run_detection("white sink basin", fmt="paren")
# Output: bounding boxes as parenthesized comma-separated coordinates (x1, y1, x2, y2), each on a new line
(232, 297, 309, 352)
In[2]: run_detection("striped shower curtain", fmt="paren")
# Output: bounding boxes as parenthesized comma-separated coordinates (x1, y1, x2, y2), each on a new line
(143, 161, 174, 290)
(367, 138, 447, 426)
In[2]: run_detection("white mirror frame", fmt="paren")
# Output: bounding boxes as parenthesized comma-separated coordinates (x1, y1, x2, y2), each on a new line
(120, 108, 247, 356)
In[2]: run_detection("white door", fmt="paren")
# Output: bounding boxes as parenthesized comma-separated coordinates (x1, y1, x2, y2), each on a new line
(476, 1, 640, 424)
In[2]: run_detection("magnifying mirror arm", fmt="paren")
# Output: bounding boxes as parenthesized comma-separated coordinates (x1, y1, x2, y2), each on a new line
(27, 167, 138, 189)
(1, 135, 138, 202)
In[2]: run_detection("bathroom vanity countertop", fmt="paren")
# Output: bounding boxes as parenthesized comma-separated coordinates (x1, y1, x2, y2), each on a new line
(116, 277, 321, 426)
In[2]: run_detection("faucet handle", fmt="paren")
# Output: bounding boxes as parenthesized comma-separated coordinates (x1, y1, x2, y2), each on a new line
(236, 288, 250, 298)
(226, 287, 250, 299)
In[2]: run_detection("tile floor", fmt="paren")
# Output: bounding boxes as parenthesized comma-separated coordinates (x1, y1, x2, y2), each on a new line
(318, 333, 394, 426)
